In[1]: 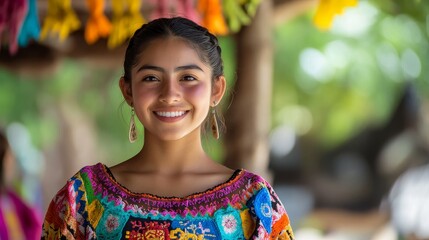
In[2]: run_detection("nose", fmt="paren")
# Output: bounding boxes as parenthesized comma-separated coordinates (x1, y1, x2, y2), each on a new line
(159, 80, 181, 104)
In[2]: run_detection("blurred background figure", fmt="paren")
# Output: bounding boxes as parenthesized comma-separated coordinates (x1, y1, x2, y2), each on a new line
(0, 129, 41, 239)
(388, 162, 429, 240)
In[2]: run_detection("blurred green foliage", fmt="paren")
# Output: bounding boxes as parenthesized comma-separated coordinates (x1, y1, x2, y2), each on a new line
(272, 1, 429, 148)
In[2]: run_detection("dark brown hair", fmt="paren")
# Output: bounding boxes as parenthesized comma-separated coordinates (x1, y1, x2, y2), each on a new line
(123, 17, 224, 84)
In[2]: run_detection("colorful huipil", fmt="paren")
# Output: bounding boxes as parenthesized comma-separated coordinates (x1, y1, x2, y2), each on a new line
(42, 163, 294, 239)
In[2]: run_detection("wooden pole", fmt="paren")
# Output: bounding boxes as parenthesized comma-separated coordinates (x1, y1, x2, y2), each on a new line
(224, 0, 274, 181)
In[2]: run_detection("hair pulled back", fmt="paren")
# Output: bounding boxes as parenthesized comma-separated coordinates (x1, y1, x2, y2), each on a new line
(123, 17, 224, 83)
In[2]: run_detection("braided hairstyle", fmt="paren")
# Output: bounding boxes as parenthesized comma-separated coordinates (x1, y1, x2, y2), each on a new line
(123, 17, 224, 84)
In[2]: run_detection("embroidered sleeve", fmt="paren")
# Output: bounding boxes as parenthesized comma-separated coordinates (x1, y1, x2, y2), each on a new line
(41, 174, 93, 239)
(247, 180, 295, 240)
(265, 182, 295, 240)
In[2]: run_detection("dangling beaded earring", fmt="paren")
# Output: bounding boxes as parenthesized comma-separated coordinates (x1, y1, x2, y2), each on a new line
(211, 101, 220, 140)
(129, 107, 137, 143)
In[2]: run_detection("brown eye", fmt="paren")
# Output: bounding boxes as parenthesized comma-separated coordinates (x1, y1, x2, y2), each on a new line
(182, 75, 197, 81)
(143, 76, 159, 82)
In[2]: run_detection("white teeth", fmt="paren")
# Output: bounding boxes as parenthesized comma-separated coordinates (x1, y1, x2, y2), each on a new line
(156, 111, 186, 117)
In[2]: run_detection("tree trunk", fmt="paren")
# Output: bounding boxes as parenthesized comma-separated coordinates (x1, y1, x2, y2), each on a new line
(224, 0, 274, 182)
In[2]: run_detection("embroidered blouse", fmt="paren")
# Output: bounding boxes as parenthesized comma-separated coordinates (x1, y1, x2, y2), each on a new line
(42, 163, 294, 239)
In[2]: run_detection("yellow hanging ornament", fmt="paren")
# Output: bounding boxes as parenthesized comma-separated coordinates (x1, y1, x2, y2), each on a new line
(40, 0, 81, 41)
(313, 0, 358, 30)
(108, 0, 146, 49)
(197, 0, 228, 35)
(85, 0, 112, 44)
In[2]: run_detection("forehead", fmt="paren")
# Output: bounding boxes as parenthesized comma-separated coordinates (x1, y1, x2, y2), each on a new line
(135, 37, 209, 69)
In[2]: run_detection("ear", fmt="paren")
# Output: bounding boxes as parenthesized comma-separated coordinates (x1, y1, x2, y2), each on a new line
(211, 76, 226, 106)
(119, 77, 133, 106)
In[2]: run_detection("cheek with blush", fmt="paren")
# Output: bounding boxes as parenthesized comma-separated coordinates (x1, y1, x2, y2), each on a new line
(185, 83, 212, 108)
(132, 84, 158, 105)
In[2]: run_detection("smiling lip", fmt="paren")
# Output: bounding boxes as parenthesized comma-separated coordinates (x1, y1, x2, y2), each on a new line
(153, 110, 189, 122)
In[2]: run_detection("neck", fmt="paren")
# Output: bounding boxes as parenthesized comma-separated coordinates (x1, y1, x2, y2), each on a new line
(135, 129, 211, 174)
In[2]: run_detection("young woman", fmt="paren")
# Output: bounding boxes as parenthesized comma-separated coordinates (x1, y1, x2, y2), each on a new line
(42, 17, 294, 239)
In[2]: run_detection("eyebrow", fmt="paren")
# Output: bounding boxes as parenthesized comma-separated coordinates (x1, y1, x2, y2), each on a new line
(137, 64, 204, 73)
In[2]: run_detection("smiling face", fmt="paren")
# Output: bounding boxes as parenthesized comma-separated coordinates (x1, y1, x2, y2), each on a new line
(120, 37, 225, 141)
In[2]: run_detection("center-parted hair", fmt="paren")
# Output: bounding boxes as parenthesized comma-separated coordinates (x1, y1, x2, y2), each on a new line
(123, 17, 224, 84)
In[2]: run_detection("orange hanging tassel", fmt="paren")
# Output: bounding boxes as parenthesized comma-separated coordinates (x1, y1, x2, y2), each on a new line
(313, 0, 358, 30)
(40, 0, 81, 41)
(108, 0, 146, 49)
(197, 0, 228, 35)
(85, 0, 112, 44)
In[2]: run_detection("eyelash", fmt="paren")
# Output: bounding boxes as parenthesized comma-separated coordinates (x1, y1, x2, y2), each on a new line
(142, 75, 198, 82)
(181, 75, 197, 81)
(142, 76, 159, 82)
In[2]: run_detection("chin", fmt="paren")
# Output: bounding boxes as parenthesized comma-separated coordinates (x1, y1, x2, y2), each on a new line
(147, 126, 201, 142)
(157, 133, 189, 141)
(160, 137, 188, 142)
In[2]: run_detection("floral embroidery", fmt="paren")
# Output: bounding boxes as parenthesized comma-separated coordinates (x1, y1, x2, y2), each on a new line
(96, 202, 129, 240)
(214, 206, 244, 239)
(105, 214, 119, 232)
(222, 214, 238, 233)
(42, 163, 294, 239)
(170, 228, 202, 239)
(247, 187, 273, 234)
(171, 219, 218, 239)
(124, 219, 171, 239)
(261, 202, 272, 218)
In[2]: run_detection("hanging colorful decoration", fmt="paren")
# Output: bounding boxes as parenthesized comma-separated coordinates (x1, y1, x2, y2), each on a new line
(108, 0, 146, 49)
(313, 0, 358, 30)
(175, 0, 200, 24)
(150, 0, 200, 24)
(18, 0, 40, 48)
(85, 0, 112, 44)
(40, 0, 81, 41)
(197, 0, 228, 35)
(243, 0, 262, 17)
(223, 0, 261, 33)
(150, 0, 175, 19)
(0, 0, 28, 54)
(2, 0, 268, 53)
